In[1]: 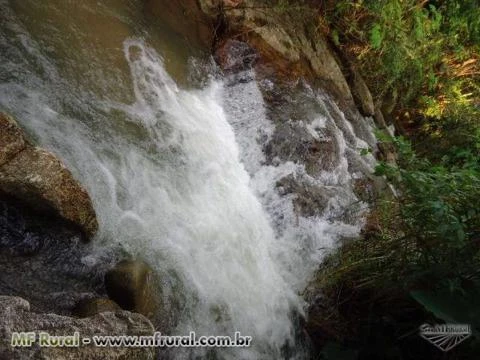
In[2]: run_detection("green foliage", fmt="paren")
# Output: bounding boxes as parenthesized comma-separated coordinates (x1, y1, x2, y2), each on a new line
(331, 28, 340, 46)
(310, 2, 480, 357)
(310, 134, 480, 357)
(323, 0, 480, 117)
(369, 23, 383, 49)
(321, 0, 480, 288)
(439, 0, 480, 44)
(374, 135, 480, 286)
(313, 129, 479, 306)
(359, 147, 372, 156)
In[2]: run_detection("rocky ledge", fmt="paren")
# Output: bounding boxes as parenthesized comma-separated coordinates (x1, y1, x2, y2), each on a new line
(0, 112, 98, 239)
(0, 296, 155, 360)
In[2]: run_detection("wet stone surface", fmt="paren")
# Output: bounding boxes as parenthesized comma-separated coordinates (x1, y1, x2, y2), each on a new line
(0, 195, 114, 315)
(257, 79, 348, 175)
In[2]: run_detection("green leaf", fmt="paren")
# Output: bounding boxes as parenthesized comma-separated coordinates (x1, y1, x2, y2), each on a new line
(360, 148, 371, 156)
(370, 23, 384, 49)
(332, 29, 340, 46)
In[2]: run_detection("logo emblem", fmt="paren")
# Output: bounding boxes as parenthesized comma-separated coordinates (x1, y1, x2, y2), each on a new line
(419, 324, 471, 352)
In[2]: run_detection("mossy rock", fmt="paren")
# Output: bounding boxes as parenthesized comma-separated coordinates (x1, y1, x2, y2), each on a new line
(105, 260, 162, 322)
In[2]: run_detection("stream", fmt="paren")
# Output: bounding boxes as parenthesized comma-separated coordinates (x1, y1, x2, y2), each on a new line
(0, 1, 377, 358)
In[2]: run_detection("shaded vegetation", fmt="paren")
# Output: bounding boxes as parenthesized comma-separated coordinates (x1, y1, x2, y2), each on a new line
(298, 0, 480, 358)
(306, 134, 480, 358)
(321, 0, 479, 124)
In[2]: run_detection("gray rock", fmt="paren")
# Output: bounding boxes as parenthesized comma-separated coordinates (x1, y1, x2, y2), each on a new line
(264, 119, 340, 176)
(0, 295, 155, 360)
(0, 113, 98, 239)
(276, 175, 335, 217)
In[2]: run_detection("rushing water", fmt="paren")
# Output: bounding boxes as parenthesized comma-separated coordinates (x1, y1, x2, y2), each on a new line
(0, 1, 377, 359)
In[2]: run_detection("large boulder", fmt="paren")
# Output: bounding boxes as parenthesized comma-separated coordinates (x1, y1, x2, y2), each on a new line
(105, 260, 162, 322)
(0, 295, 155, 360)
(0, 113, 98, 239)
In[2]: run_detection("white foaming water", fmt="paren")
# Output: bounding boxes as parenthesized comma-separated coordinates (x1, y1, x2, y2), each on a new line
(1, 36, 301, 358)
(0, 5, 377, 355)
(118, 40, 300, 358)
(222, 75, 376, 292)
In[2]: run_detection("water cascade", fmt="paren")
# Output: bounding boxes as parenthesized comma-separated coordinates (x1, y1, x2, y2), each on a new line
(0, 1, 377, 358)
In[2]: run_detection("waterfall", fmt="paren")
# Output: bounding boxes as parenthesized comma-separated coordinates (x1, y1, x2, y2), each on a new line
(119, 39, 300, 358)
(0, 1, 377, 358)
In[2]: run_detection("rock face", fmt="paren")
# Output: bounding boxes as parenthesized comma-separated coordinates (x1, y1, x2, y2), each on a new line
(264, 119, 340, 176)
(0, 195, 114, 316)
(0, 295, 155, 360)
(105, 260, 161, 322)
(144, 0, 217, 48)
(195, 0, 356, 109)
(349, 66, 375, 116)
(146, 0, 378, 116)
(276, 176, 335, 217)
(0, 113, 98, 239)
(215, 39, 259, 73)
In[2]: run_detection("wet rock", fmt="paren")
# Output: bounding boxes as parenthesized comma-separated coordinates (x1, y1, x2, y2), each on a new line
(145, 0, 217, 48)
(0, 113, 98, 239)
(0, 295, 155, 360)
(361, 210, 382, 240)
(197, 0, 244, 18)
(381, 89, 398, 117)
(11, 0, 137, 104)
(353, 178, 377, 204)
(276, 176, 335, 217)
(196, 0, 355, 108)
(215, 39, 259, 73)
(105, 260, 161, 322)
(0, 196, 112, 316)
(265, 120, 340, 176)
(260, 81, 342, 170)
(377, 141, 397, 165)
(73, 298, 121, 318)
(223, 0, 243, 6)
(156, 0, 381, 119)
